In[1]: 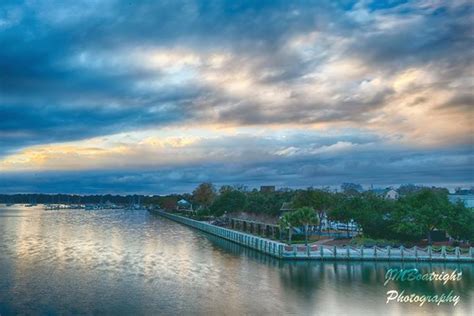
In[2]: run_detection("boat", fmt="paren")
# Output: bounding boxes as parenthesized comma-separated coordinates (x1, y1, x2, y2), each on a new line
(44, 204, 61, 210)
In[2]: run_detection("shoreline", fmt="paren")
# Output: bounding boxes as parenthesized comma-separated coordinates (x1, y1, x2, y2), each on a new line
(151, 209, 474, 262)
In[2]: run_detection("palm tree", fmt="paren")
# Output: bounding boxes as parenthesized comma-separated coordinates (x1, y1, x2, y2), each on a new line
(296, 207, 319, 245)
(279, 212, 296, 244)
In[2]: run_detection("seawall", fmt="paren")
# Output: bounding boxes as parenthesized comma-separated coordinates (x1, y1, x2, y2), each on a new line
(152, 209, 285, 258)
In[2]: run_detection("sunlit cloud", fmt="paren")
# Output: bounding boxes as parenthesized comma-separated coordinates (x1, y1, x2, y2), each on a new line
(0, 126, 382, 172)
(0, 0, 472, 192)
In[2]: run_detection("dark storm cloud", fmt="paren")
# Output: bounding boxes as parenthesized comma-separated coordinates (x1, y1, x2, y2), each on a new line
(350, 3, 474, 66)
(0, 101, 190, 154)
(0, 0, 473, 192)
(1, 0, 466, 148)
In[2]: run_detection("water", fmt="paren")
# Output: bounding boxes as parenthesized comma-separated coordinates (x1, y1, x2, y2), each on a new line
(0, 206, 472, 315)
(449, 194, 474, 208)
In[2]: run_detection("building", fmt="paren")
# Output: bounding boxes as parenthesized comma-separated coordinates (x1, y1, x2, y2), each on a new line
(385, 189, 399, 200)
(176, 199, 193, 212)
(454, 187, 474, 195)
(260, 186, 275, 193)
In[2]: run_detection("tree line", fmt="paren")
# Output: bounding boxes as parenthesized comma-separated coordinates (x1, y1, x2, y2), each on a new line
(190, 183, 473, 244)
(2, 183, 472, 244)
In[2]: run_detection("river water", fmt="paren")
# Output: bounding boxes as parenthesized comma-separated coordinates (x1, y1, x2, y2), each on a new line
(0, 206, 472, 315)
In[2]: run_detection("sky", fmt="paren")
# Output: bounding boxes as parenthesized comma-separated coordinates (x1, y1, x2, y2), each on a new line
(0, 0, 473, 194)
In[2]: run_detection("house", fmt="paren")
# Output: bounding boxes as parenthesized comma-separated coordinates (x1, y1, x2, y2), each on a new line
(385, 189, 399, 200)
(454, 187, 474, 195)
(176, 199, 193, 212)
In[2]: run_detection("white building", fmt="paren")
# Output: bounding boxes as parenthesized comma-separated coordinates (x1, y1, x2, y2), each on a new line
(385, 189, 399, 200)
(177, 199, 193, 212)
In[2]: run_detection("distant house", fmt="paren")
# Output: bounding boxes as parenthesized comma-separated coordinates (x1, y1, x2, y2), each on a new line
(454, 187, 474, 195)
(176, 199, 193, 212)
(260, 186, 275, 193)
(385, 189, 399, 200)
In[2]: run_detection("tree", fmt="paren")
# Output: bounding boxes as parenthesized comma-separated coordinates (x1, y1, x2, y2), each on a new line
(445, 201, 474, 242)
(245, 191, 284, 215)
(192, 183, 216, 209)
(398, 184, 422, 196)
(219, 185, 234, 194)
(279, 208, 319, 245)
(330, 194, 361, 238)
(355, 193, 397, 240)
(292, 189, 314, 207)
(245, 191, 267, 213)
(279, 212, 297, 244)
(390, 204, 424, 241)
(160, 196, 178, 210)
(210, 189, 247, 216)
(341, 183, 363, 195)
(400, 189, 452, 244)
(295, 207, 319, 245)
(293, 189, 334, 236)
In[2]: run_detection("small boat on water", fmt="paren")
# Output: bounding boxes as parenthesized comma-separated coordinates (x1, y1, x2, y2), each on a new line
(44, 204, 61, 210)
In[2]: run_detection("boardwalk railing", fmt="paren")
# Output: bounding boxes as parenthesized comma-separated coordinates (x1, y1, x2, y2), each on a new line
(280, 244, 473, 262)
(152, 210, 474, 262)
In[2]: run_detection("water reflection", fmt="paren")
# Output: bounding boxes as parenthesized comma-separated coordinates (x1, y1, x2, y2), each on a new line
(202, 230, 473, 315)
(0, 206, 472, 315)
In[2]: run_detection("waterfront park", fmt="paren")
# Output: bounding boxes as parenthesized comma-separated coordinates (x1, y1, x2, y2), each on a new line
(149, 183, 474, 261)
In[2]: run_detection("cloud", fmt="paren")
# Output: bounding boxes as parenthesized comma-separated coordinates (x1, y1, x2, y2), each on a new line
(1, 128, 375, 171)
(0, 0, 472, 191)
(0, 127, 472, 193)
(0, 143, 471, 194)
